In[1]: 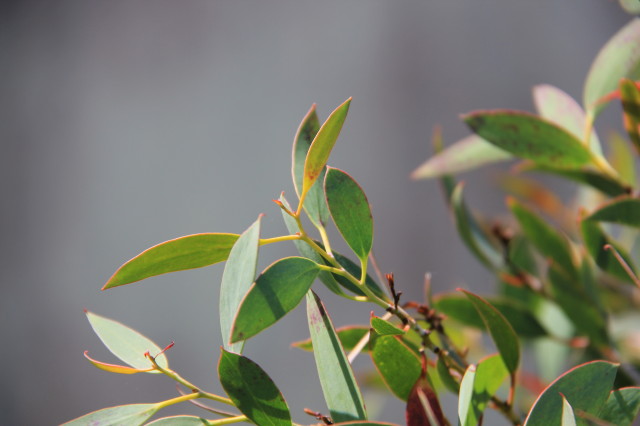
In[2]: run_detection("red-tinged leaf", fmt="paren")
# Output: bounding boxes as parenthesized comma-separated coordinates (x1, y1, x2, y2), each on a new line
(586, 196, 640, 228)
(620, 78, 640, 153)
(406, 354, 446, 426)
(103, 233, 239, 289)
(83, 351, 154, 374)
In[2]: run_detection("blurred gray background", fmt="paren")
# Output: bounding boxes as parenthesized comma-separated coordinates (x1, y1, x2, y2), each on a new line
(1, 1, 629, 425)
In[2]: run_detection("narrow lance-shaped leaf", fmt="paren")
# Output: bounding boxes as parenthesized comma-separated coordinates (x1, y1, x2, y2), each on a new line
(325, 167, 373, 261)
(83, 351, 153, 375)
(300, 98, 351, 209)
(307, 291, 367, 422)
(145, 415, 213, 425)
(584, 18, 640, 113)
(460, 290, 520, 374)
(292, 105, 329, 227)
(560, 394, 577, 426)
(469, 355, 509, 426)
(218, 349, 292, 426)
(586, 196, 640, 228)
(524, 361, 618, 426)
(458, 365, 476, 426)
(598, 387, 640, 426)
(62, 403, 159, 426)
(621, 78, 640, 153)
(219, 216, 262, 353)
(463, 110, 594, 169)
(369, 330, 422, 401)
(103, 233, 239, 289)
(86, 310, 167, 371)
(230, 257, 320, 343)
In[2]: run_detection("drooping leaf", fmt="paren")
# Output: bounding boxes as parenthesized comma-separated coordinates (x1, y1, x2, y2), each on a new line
(460, 290, 520, 374)
(325, 167, 373, 261)
(292, 105, 329, 227)
(219, 217, 261, 353)
(62, 403, 159, 426)
(230, 257, 320, 343)
(457, 365, 476, 426)
(83, 351, 154, 374)
(560, 394, 577, 426)
(463, 110, 594, 169)
(584, 18, 640, 112)
(620, 78, 640, 153)
(306, 291, 367, 422)
(369, 330, 422, 401)
(406, 355, 446, 426)
(86, 311, 167, 371)
(598, 387, 640, 426)
(533, 84, 602, 156)
(292, 326, 369, 352)
(586, 196, 640, 228)
(300, 98, 351, 208)
(371, 316, 405, 336)
(411, 134, 512, 179)
(103, 233, 239, 289)
(218, 349, 292, 426)
(524, 361, 618, 426)
(146, 416, 212, 425)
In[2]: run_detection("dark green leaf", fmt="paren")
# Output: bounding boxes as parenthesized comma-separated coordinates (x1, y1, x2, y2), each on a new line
(584, 18, 640, 112)
(220, 217, 261, 353)
(586, 196, 640, 227)
(371, 317, 405, 336)
(301, 98, 351, 206)
(580, 218, 638, 283)
(411, 134, 512, 179)
(463, 110, 594, 169)
(230, 257, 320, 343)
(218, 349, 291, 426)
(307, 291, 367, 422)
(369, 330, 421, 401)
(461, 290, 520, 374)
(598, 387, 640, 426)
(62, 404, 158, 426)
(325, 167, 373, 261)
(524, 361, 618, 426)
(103, 233, 239, 289)
(86, 311, 167, 371)
(292, 326, 369, 352)
(620, 78, 640, 153)
(436, 356, 459, 394)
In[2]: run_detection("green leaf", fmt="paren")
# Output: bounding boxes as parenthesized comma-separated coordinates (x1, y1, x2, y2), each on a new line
(306, 291, 367, 422)
(332, 250, 387, 298)
(411, 134, 512, 179)
(458, 355, 509, 426)
(292, 105, 330, 227)
(292, 326, 369, 352)
(436, 356, 459, 394)
(460, 290, 520, 374)
(103, 233, 239, 289)
(62, 403, 159, 426)
(560, 394, 577, 426)
(230, 257, 320, 343)
(580, 217, 638, 283)
(599, 387, 640, 426)
(584, 18, 640, 112)
(325, 167, 373, 261)
(369, 330, 422, 401)
(218, 349, 292, 426)
(86, 311, 167, 371)
(609, 132, 637, 186)
(524, 361, 618, 426)
(463, 110, 594, 169)
(300, 98, 351, 207)
(219, 217, 262, 353)
(620, 78, 640, 153)
(371, 316, 405, 336)
(620, 0, 640, 14)
(509, 197, 577, 278)
(457, 364, 476, 426)
(524, 165, 630, 197)
(586, 196, 640, 227)
(146, 416, 211, 425)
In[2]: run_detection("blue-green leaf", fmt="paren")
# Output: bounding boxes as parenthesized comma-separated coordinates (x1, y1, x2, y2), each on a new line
(62, 404, 158, 426)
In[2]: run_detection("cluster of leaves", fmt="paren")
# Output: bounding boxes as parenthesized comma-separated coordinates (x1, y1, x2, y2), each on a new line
(67, 10, 640, 426)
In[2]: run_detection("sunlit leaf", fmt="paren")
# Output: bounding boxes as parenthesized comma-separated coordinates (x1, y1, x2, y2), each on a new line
(369, 330, 421, 401)
(62, 403, 159, 426)
(218, 349, 291, 426)
(524, 361, 618, 425)
(371, 316, 405, 336)
(598, 387, 640, 426)
(586, 196, 640, 228)
(307, 291, 367, 422)
(457, 364, 476, 426)
(220, 217, 261, 353)
(325, 167, 373, 261)
(230, 257, 320, 343)
(463, 110, 594, 169)
(411, 134, 512, 179)
(292, 326, 369, 352)
(472, 355, 509, 423)
(584, 18, 640, 113)
(560, 394, 577, 426)
(86, 310, 167, 371)
(620, 78, 640, 153)
(460, 290, 520, 374)
(103, 233, 239, 289)
(300, 98, 351, 208)
(83, 351, 154, 374)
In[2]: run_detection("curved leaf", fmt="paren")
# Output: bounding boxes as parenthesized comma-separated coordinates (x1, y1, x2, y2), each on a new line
(307, 291, 367, 422)
(146, 416, 212, 425)
(86, 310, 167, 371)
(463, 110, 594, 169)
(218, 349, 291, 426)
(84, 351, 154, 374)
(369, 330, 421, 401)
(586, 196, 640, 227)
(62, 403, 158, 426)
(524, 361, 619, 426)
(220, 217, 261, 353)
(325, 167, 373, 261)
(599, 387, 640, 426)
(230, 257, 320, 343)
(457, 365, 476, 426)
(560, 394, 577, 426)
(103, 233, 239, 289)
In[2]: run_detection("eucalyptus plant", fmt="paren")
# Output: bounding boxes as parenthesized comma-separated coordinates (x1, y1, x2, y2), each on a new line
(66, 10, 640, 426)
